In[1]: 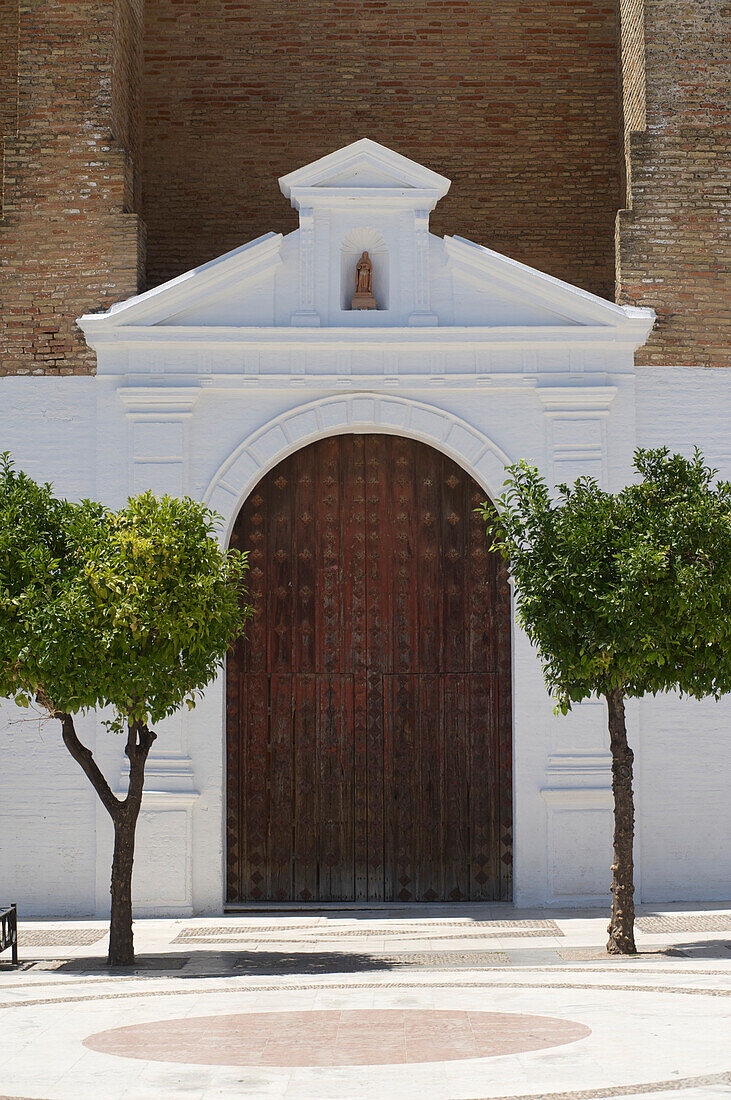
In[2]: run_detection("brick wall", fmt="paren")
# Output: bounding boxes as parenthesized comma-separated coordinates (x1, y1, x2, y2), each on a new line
(141, 0, 622, 299)
(0, 0, 144, 376)
(2, 0, 726, 375)
(619, 0, 646, 171)
(616, 0, 729, 366)
(0, 0, 18, 138)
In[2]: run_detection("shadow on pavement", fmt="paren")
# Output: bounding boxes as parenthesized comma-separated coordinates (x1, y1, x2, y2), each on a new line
(22, 949, 398, 976)
(662, 938, 731, 959)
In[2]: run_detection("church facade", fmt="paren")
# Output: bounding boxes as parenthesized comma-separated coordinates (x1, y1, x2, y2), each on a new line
(0, 1, 728, 915)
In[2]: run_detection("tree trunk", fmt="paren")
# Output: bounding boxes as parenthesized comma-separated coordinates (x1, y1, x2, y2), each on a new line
(108, 811, 136, 966)
(56, 711, 155, 967)
(605, 688, 637, 955)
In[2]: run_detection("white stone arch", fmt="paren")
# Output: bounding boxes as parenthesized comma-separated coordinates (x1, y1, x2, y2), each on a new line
(204, 393, 512, 546)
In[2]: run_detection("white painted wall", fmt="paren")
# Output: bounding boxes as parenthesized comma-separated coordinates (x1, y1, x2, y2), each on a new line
(1, 369, 729, 916)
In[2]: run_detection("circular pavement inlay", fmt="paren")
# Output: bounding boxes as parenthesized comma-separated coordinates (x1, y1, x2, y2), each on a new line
(83, 1008, 591, 1066)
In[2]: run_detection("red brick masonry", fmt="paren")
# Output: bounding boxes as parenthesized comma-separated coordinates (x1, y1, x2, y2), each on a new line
(1, 0, 727, 373)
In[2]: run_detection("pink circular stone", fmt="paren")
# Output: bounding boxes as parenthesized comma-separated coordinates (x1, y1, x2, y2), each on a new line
(83, 1008, 591, 1066)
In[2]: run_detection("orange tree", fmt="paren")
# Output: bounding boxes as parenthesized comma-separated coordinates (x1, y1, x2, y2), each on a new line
(0, 456, 250, 965)
(481, 448, 731, 953)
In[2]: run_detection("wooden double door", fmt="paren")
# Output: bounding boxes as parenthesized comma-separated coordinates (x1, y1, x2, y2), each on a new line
(226, 434, 512, 902)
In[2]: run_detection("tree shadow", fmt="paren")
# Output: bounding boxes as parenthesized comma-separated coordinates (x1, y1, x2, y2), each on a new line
(24, 949, 397, 976)
(660, 939, 731, 960)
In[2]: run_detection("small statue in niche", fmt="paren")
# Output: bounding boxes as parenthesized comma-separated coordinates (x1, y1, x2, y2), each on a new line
(351, 251, 377, 310)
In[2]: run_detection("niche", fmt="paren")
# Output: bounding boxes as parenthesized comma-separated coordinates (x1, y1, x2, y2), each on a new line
(340, 228, 389, 311)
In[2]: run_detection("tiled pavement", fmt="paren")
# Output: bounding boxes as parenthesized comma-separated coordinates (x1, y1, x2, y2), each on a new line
(0, 903, 729, 1099)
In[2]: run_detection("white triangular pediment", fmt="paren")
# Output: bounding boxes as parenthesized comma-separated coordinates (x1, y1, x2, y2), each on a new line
(442, 236, 635, 328)
(77, 140, 654, 355)
(81, 232, 284, 328)
(279, 139, 451, 200)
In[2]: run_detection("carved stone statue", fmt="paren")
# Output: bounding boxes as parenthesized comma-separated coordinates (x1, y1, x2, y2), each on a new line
(351, 251, 377, 310)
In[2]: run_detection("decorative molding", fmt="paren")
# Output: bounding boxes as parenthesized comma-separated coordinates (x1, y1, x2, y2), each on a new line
(118, 387, 200, 496)
(537, 385, 617, 488)
(540, 787, 613, 808)
(203, 393, 512, 543)
(95, 327, 644, 351)
(291, 206, 320, 326)
(340, 226, 387, 254)
(536, 385, 618, 412)
(545, 751, 612, 786)
(117, 386, 201, 413)
(409, 208, 437, 326)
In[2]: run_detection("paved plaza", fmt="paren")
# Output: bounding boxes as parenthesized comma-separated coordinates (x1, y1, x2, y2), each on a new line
(0, 903, 729, 1099)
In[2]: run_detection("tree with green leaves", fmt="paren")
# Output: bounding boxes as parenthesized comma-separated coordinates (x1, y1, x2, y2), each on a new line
(481, 448, 731, 954)
(0, 456, 250, 965)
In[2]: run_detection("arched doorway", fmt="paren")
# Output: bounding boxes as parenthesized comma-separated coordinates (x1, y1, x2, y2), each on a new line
(226, 434, 512, 902)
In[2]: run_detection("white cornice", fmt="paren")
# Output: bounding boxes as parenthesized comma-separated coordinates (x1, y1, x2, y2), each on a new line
(284, 186, 444, 212)
(85, 324, 653, 355)
(537, 385, 618, 411)
(117, 386, 201, 413)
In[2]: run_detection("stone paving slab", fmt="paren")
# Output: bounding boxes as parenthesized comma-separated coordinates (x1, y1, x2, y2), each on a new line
(0, 904, 727, 1099)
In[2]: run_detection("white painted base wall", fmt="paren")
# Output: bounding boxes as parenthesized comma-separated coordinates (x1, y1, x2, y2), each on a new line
(1, 367, 729, 916)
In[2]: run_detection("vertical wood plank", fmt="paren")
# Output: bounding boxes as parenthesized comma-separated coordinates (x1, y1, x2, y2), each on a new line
(441, 453, 467, 673)
(418, 673, 442, 899)
(268, 455, 294, 673)
(391, 435, 418, 674)
(469, 673, 499, 899)
(225, 640, 241, 902)
(317, 437, 342, 675)
(496, 554, 514, 901)
(343, 436, 369, 898)
(294, 441, 317, 674)
(268, 674, 294, 899)
(386, 674, 418, 901)
(365, 669, 385, 899)
(364, 436, 390, 900)
(417, 450, 441, 673)
(442, 672, 470, 899)
(467, 483, 495, 672)
(242, 672, 268, 899)
(365, 435, 392, 673)
(236, 481, 267, 674)
(293, 674, 318, 900)
(317, 676, 354, 899)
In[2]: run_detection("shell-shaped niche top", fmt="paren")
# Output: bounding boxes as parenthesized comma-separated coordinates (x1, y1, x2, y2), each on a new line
(340, 227, 387, 255)
(340, 228, 389, 310)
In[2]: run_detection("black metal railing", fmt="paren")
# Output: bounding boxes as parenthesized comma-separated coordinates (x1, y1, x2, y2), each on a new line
(0, 904, 18, 965)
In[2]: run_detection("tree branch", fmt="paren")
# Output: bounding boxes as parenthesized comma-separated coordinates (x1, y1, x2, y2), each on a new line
(56, 711, 121, 820)
(122, 719, 156, 813)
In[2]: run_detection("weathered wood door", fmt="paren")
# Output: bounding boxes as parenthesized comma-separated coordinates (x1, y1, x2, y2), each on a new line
(226, 435, 512, 902)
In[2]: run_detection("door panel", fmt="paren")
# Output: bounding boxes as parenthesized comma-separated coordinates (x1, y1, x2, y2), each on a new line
(226, 434, 512, 902)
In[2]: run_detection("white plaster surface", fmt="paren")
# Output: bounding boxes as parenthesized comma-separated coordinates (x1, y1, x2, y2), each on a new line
(0, 142, 728, 917)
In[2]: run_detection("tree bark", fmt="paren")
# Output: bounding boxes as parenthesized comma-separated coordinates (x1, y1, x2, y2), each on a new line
(56, 712, 155, 966)
(109, 811, 136, 966)
(605, 688, 637, 955)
